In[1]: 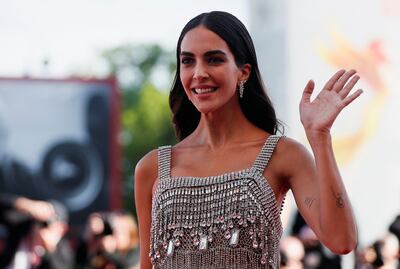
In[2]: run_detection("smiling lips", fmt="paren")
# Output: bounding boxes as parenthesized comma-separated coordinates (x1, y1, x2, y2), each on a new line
(193, 87, 218, 94)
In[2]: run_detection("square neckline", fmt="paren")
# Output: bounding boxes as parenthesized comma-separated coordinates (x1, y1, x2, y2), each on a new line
(166, 135, 279, 180)
(157, 135, 284, 218)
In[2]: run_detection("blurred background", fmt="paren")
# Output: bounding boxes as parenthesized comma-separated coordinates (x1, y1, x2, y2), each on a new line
(0, 0, 399, 268)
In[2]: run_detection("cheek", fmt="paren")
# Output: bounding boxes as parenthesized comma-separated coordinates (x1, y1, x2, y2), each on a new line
(179, 71, 192, 93)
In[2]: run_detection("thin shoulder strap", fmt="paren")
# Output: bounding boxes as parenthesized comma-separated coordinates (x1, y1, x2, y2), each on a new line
(158, 145, 172, 180)
(252, 135, 283, 172)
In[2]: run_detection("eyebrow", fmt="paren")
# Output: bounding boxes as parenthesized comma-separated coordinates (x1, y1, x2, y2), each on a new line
(180, 50, 227, 57)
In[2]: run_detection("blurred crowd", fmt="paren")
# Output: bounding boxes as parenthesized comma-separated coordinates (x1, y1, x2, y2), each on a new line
(280, 213, 400, 269)
(1, 193, 399, 269)
(0, 193, 139, 269)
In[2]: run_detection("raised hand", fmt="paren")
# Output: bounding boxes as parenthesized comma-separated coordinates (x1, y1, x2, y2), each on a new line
(300, 69, 363, 134)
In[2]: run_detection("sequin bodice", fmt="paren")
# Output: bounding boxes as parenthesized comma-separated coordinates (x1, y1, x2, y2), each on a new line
(150, 135, 283, 269)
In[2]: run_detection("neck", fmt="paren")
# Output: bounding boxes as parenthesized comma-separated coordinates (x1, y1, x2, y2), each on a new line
(192, 101, 260, 150)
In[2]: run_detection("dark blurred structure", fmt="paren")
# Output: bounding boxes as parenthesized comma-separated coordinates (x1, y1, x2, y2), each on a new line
(0, 77, 121, 225)
(356, 233, 399, 269)
(0, 195, 74, 268)
(389, 215, 400, 243)
(75, 211, 139, 269)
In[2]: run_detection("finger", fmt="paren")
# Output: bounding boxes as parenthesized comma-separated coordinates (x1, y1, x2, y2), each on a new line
(323, 69, 346, 91)
(342, 89, 363, 107)
(301, 79, 315, 103)
(332, 69, 357, 93)
(339, 75, 360, 99)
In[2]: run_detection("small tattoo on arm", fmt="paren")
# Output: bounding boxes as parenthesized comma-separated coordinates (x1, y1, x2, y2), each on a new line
(304, 197, 315, 209)
(331, 187, 345, 208)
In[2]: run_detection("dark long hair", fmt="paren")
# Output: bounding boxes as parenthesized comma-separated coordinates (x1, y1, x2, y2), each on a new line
(169, 11, 283, 141)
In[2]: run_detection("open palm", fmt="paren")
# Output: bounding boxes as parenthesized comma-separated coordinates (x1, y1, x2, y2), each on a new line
(300, 69, 363, 133)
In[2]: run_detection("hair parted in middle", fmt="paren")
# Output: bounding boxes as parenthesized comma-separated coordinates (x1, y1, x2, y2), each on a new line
(169, 11, 283, 141)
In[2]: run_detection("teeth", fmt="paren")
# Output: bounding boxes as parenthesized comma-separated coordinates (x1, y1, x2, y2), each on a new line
(194, 88, 215, 94)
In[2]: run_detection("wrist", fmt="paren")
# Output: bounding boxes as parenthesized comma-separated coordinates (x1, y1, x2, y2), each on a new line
(305, 130, 332, 148)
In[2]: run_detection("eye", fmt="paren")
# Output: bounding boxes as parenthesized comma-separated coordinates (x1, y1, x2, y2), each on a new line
(181, 57, 194, 65)
(208, 57, 224, 64)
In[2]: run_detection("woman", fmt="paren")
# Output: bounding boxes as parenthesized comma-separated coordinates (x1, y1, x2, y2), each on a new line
(135, 11, 361, 269)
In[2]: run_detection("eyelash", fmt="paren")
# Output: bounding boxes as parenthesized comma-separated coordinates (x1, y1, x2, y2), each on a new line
(208, 57, 224, 64)
(181, 58, 193, 65)
(181, 57, 224, 65)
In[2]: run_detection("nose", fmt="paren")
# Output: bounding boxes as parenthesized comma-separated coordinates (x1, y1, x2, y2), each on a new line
(193, 63, 209, 81)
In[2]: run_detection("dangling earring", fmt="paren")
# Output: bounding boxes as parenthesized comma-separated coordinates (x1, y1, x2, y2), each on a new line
(239, 80, 246, 98)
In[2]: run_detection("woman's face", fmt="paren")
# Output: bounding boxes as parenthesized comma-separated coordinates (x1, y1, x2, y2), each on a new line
(179, 26, 249, 114)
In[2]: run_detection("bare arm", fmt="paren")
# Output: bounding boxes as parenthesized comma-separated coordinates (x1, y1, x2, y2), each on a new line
(287, 137, 357, 254)
(290, 69, 362, 254)
(134, 150, 158, 269)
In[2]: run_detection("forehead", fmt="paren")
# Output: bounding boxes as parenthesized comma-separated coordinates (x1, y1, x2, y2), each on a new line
(180, 26, 231, 54)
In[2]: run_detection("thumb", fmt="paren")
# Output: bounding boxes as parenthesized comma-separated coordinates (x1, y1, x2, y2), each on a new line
(301, 79, 315, 104)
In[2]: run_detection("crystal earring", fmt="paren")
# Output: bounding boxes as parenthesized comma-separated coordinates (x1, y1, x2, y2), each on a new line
(239, 80, 246, 98)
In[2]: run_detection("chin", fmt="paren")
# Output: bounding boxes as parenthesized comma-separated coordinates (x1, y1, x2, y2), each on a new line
(194, 105, 217, 115)
(196, 108, 214, 114)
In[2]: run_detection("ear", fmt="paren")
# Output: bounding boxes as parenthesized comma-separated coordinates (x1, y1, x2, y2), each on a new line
(239, 63, 251, 81)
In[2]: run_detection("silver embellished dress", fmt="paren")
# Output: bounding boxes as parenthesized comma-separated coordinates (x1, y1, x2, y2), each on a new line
(150, 135, 284, 269)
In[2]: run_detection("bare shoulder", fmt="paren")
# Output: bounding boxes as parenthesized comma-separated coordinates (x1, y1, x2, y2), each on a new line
(134, 149, 158, 190)
(277, 136, 310, 156)
(274, 136, 314, 174)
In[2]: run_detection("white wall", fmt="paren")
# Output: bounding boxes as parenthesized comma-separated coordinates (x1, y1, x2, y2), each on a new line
(251, 0, 400, 247)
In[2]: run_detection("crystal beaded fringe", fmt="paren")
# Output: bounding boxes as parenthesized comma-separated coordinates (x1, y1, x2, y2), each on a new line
(150, 135, 283, 269)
